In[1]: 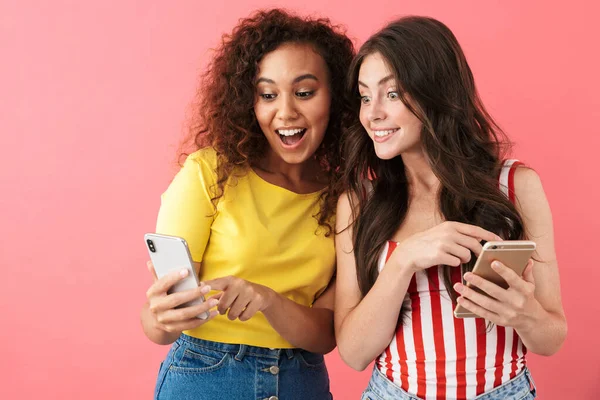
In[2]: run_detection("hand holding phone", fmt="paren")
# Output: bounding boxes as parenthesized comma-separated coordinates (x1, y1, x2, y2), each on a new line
(454, 240, 536, 318)
(145, 233, 215, 321)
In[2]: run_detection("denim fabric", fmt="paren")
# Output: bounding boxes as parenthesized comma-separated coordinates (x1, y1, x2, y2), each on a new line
(361, 366, 536, 400)
(154, 334, 332, 400)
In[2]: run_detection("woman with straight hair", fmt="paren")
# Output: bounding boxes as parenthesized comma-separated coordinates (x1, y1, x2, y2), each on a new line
(335, 16, 566, 400)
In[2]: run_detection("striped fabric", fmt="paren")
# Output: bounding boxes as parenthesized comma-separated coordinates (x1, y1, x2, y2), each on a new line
(375, 160, 526, 399)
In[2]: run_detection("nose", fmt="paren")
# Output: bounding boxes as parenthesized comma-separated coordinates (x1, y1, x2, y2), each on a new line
(276, 94, 299, 121)
(367, 98, 386, 123)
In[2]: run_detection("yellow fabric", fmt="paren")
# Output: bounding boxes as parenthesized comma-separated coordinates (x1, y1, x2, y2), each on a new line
(156, 147, 335, 348)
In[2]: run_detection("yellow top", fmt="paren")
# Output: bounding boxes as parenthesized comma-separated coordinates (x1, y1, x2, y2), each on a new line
(156, 147, 335, 348)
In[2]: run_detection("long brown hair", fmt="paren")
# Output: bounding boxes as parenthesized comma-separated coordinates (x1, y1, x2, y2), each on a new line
(341, 16, 525, 305)
(182, 9, 354, 235)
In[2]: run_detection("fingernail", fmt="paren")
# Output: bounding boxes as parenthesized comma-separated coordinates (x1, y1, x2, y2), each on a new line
(180, 269, 188, 277)
(463, 272, 473, 281)
(201, 285, 211, 294)
(209, 299, 219, 307)
(491, 261, 500, 269)
(454, 283, 464, 293)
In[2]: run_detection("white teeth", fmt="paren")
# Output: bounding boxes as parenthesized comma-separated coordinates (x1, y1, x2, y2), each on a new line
(374, 129, 398, 137)
(277, 128, 305, 136)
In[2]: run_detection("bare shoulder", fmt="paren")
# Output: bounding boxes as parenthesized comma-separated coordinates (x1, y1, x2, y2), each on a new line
(336, 190, 361, 231)
(512, 166, 548, 210)
(512, 166, 554, 241)
(513, 166, 544, 194)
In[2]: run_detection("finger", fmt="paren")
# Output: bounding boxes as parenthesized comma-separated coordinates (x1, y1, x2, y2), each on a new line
(154, 284, 213, 312)
(446, 242, 472, 264)
(147, 261, 158, 281)
(146, 268, 189, 299)
(490, 261, 529, 291)
(217, 289, 240, 315)
(522, 260, 535, 284)
(454, 223, 502, 242)
(454, 281, 502, 313)
(158, 297, 220, 324)
(227, 294, 252, 320)
(204, 276, 232, 291)
(238, 300, 262, 322)
(456, 296, 500, 322)
(439, 253, 462, 267)
(454, 234, 484, 257)
(462, 272, 507, 301)
(162, 310, 219, 333)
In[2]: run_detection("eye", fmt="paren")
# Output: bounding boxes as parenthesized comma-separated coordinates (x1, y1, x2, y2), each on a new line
(360, 96, 371, 105)
(259, 93, 277, 101)
(296, 90, 314, 98)
(387, 91, 399, 100)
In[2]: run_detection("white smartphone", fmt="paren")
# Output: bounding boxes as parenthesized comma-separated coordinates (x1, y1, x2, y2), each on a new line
(454, 240, 536, 318)
(144, 233, 208, 319)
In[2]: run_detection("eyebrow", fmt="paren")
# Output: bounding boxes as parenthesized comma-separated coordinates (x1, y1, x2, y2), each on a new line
(358, 74, 395, 88)
(256, 74, 319, 85)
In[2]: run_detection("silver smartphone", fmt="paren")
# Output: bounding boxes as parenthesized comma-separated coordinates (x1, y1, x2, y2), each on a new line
(144, 233, 208, 319)
(454, 240, 536, 318)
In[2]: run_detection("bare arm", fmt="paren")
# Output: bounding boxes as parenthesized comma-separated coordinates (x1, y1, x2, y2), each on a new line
(263, 282, 336, 354)
(334, 192, 414, 370)
(206, 276, 336, 354)
(334, 192, 503, 370)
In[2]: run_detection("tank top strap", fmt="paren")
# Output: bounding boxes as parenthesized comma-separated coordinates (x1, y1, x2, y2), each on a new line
(499, 159, 523, 204)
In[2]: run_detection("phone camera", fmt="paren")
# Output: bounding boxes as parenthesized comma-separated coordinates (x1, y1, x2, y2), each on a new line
(490, 245, 498, 249)
(147, 239, 156, 253)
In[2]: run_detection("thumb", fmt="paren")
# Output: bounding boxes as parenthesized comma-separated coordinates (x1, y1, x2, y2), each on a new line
(147, 261, 158, 282)
(522, 260, 535, 284)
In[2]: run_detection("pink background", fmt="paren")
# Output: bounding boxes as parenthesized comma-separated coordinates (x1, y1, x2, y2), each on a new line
(1, 0, 598, 398)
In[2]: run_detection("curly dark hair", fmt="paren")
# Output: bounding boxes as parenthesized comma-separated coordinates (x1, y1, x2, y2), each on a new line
(182, 8, 355, 235)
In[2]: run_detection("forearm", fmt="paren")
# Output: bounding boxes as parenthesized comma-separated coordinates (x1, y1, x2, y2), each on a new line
(337, 267, 414, 371)
(517, 308, 567, 356)
(262, 292, 335, 354)
(140, 302, 181, 345)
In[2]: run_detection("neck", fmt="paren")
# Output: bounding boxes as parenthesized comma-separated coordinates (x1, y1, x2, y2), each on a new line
(401, 149, 439, 195)
(256, 150, 322, 184)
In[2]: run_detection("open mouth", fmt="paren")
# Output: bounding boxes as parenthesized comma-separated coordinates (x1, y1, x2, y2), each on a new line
(276, 128, 307, 146)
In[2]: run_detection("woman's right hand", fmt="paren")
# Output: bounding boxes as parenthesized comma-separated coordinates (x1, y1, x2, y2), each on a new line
(389, 222, 503, 274)
(145, 261, 221, 334)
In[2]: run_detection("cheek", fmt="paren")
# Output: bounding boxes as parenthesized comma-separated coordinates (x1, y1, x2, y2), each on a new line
(306, 98, 331, 130)
(253, 103, 271, 128)
(359, 106, 369, 128)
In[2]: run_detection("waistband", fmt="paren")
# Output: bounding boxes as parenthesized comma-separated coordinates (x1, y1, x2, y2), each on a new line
(177, 334, 296, 361)
(368, 365, 536, 400)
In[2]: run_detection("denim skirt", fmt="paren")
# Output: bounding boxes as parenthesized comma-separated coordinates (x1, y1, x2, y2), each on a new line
(154, 334, 332, 400)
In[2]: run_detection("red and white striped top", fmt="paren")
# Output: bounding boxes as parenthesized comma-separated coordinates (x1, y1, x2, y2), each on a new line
(375, 159, 526, 400)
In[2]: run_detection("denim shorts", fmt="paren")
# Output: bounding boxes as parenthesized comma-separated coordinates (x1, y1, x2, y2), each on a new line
(361, 366, 536, 400)
(154, 334, 332, 400)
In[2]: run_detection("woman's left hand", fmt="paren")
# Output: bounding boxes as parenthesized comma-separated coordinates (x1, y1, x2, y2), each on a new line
(453, 259, 543, 330)
(205, 276, 276, 321)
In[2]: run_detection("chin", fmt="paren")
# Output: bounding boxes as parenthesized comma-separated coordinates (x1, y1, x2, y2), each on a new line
(374, 148, 401, 160)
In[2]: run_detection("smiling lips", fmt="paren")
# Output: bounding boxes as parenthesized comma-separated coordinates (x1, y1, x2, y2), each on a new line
(372, 128, 399, 142)
(276, 127, 307, 146)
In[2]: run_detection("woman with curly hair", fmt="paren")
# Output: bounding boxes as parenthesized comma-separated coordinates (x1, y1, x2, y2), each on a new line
(140, 8, 354, 400)
(335, 17, 566, 399)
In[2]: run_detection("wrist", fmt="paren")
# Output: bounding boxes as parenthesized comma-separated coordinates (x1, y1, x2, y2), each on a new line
(515, 301, 545, 334)
(262, 287, 279, 313)
(392, 257, 417, 276)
